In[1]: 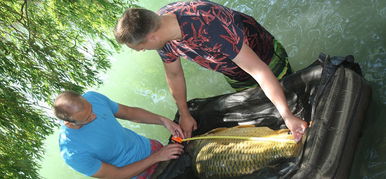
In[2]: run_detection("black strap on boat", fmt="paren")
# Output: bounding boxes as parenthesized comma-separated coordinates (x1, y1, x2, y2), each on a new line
(312, 53, 361, 108)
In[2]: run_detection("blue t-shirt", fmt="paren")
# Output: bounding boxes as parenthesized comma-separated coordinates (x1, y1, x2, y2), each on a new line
(59, 91, 151, 177)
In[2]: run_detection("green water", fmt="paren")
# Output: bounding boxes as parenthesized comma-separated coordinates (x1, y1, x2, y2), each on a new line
(39, 0, 386, 178)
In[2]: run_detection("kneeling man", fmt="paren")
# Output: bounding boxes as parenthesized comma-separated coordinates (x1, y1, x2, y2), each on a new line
(53, 91, 184, 179)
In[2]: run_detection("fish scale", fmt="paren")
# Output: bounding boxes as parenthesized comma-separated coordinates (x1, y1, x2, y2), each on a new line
(187, 126, 303, 178)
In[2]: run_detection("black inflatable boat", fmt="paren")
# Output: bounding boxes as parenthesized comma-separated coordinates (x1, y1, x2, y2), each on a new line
(152, 53, 371, 179)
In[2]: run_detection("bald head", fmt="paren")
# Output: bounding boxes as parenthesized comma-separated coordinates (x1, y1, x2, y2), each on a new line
(53, 91, 84, 122)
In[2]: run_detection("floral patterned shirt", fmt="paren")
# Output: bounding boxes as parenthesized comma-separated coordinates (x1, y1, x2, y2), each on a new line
(157, 0, 275, 81)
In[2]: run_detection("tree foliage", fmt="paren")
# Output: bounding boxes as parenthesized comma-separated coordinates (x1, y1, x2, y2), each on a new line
(0, 0, 137, 178)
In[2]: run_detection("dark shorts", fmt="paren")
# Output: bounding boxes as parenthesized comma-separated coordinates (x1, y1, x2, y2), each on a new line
(225, 40, 293, 92)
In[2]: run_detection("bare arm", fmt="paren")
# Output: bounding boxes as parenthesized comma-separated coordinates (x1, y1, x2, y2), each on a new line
(114, 104, 184, 137)
(233, 43, 307, 141)
(92, 144, 184, 179)
(163, 58, 197, 138)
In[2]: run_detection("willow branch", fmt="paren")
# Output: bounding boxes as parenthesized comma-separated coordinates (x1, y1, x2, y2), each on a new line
(24, 0, 32, 41)
(17, 0, 27, 22)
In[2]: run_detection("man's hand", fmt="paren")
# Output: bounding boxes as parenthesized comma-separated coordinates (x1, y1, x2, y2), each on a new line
(162, 118, 185, 138)
(152, 144, 184, 162)
(283, 115, 308, 142)
(92, 144, 183, 179)
(179, 114, 197, 138)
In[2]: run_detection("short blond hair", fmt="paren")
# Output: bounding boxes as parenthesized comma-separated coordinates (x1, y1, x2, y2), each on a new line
(114, 8, 161, 45)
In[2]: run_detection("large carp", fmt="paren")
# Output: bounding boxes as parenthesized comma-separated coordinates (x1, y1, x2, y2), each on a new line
(186, 125, 303, 178)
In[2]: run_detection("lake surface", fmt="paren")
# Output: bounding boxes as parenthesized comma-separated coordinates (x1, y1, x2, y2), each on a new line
(38, 0, 386, 178)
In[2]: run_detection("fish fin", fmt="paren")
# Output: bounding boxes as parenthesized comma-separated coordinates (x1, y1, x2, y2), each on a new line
(233, 125, 256, 128)
(276, 129, 291, 134)
(206, 127, 228, 134)
(205, 125, 255, 135)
